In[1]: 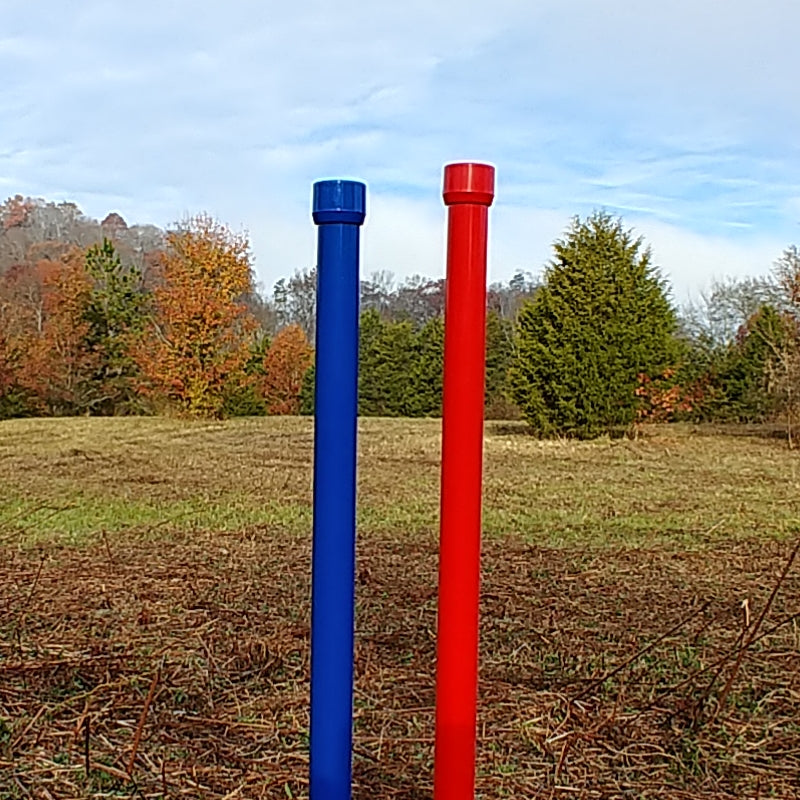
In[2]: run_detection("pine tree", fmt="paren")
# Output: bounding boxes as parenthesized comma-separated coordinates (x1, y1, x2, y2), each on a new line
(358, 312, 419, 416)
(299, 363, 315, 415)
(485, 310, 517, 418)
(222, 333, 270, 417)
(511, 211, 680, 438)
(410, 316, 443, 416)
(357, 311, 444, 417)
(358, 310, 389, 415)
(83, 238, 147, 414)
(710, 304, 789, 422)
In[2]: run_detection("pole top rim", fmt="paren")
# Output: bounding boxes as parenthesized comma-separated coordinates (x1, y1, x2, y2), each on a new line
(313, 179, 367, 225)
(442, 163, 495, 207)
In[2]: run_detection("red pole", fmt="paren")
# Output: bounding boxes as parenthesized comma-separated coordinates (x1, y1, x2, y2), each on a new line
(434, 162, 495, 800)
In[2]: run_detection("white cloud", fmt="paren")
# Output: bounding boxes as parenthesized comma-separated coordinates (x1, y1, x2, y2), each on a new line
(0, 0, 797, 300)
(633, 220, 783, 304)
(241, 190, 786, 312)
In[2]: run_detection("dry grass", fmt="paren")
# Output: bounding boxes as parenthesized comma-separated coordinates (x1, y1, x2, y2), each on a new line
(1, 416, 799, 547)
(0, 417, 799, 798)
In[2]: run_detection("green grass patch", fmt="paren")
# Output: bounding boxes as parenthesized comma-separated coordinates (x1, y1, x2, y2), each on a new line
(0, 416, 798, 547)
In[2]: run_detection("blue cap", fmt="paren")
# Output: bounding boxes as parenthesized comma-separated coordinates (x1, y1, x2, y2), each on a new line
(312, 180, 367, 226)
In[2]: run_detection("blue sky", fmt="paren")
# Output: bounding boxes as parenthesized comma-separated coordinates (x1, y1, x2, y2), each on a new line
(1, 0, 798, 302)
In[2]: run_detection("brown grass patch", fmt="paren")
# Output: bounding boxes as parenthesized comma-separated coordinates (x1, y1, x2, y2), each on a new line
(1, 527, 799, 798)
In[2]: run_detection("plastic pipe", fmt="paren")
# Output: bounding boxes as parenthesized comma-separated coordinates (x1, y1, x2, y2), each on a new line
(310, 179, 366, 800)
(434, 162, 495, 800)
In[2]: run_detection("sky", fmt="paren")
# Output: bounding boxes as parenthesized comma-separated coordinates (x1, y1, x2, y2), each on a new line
(1, 0, 798, 303)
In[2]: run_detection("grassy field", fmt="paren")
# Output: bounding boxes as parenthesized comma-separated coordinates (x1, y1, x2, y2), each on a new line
(1, 416, 799, 547)
(1, 417, 799, 798)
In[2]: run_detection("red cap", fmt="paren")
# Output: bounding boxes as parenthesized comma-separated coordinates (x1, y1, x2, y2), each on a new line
(442, 162, 495, 207)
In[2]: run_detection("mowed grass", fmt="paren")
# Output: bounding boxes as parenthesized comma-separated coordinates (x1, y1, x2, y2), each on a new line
(0, 415, 798, 547)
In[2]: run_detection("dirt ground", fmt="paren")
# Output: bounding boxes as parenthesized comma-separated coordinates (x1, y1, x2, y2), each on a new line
(1, 528, 799, 799)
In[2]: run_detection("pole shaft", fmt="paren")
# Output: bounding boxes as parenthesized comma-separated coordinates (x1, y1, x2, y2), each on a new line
(434, 163, 495, 800)
(310, 180, 365, 800)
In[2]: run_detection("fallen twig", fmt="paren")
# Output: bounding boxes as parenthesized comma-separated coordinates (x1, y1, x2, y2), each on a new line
(127, 664, 162, 777)
(571, 601, 711, 703)
(708, 537, 800, 725)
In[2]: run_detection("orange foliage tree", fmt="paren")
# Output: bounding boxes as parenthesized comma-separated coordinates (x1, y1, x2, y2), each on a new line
(260, 324, 314, 415)
(634, 368, 704, 426)
(10, 249, 100, 414)
(0, 300, 17, 405)
(132, 215, 258, 418)
(2, 194, 35, 229)
(0, 265, 33, 415)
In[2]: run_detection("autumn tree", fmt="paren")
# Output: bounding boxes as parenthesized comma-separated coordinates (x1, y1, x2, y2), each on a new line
(0, 328, 13, 405)
(0, 197, 166, 282)
(0, 315, 11, 389)
(0, 295, 28, 418)
(1, 254, 58, 335)
(633, 368, 704, 427)
(132, 215, 258, 418)
(2, 195, 35, 231)
(0, 263, 42, 416)
(260, 324, 314, 415)
(15, 249, 100, 414)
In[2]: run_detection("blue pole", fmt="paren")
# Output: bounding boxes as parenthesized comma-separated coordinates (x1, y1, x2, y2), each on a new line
(310, 179, 366, 800)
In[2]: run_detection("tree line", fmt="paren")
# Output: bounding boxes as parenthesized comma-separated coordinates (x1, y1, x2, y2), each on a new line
(0, 195, 798, 442)
(0, 196, 531, 421)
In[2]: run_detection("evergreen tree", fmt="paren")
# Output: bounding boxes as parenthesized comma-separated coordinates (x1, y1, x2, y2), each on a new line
(299, 362, 315, 415)
(222, 333, 270, 417)
(511, 211, 680, 438)
(713, 304, 790, 422)
(410, 315, 444, 416)
(83, 238, 147, 414)
(358, 310, 389, 415)
(358, 311, 419, 416)
(357, 311, 444, 417)
(485, 310, 517, 418)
